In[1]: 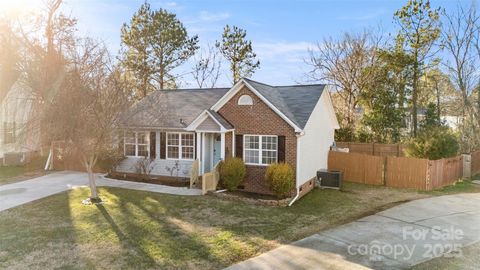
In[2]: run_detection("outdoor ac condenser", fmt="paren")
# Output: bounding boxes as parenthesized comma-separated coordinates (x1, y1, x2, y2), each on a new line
(316, 169, 343, 190)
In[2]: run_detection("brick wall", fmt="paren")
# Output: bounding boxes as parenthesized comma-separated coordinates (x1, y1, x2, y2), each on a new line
(218, 86, 297, 194)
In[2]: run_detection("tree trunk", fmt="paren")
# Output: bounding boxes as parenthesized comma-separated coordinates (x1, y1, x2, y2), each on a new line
(412, 61, 419, 137)
(84, 160, 99, 200)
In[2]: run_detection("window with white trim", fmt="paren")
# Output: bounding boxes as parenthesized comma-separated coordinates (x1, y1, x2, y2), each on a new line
(244, 135, 277, 165)
(124, 131, 149, 157)
(167, 132, 194, 160)
(238, 94, 253, 105)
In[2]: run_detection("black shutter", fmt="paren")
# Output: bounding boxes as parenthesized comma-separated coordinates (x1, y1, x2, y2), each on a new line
(150, 131, 156, 159)
(235, 135, 243, 159)
(194, 133, 197, 160)
(160, 132, 166, 159)
(278, 136, 286, 163)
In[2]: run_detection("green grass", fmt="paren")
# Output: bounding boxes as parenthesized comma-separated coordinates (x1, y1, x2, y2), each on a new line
(0, 183, 428, 269)
(0, 156, 47, 185)
(422, 179, 480, 196)
(0, 166, 25, 184)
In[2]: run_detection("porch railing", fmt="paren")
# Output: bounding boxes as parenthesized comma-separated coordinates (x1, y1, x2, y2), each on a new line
(202, 162, 220, 195)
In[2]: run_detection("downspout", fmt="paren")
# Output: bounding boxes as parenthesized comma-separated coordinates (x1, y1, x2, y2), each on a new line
(288, 130, 306, 207)
(288, 187, 300, 207)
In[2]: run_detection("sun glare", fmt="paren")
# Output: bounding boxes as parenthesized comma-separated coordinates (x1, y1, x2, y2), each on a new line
(0, 0, 43, 16)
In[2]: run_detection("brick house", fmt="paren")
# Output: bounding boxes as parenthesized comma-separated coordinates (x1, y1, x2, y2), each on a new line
(116, 78, 339, 198)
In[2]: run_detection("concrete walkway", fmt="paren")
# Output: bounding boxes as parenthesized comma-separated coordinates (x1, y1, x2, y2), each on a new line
(0, 171, 201, 212)
(227, 193, 480, 270)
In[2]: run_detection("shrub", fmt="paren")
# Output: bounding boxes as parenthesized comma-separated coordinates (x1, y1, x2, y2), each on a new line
(405, 126, 459, 160)
(96, 147, 126, 173)
(265, 163, 295, 198)
(219, 158, 246, 191)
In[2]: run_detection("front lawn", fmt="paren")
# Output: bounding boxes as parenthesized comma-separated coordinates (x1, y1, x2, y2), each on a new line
(0, 156, 48, 185)
(0, 183, 428, 269)
(0, 166, 25, 184)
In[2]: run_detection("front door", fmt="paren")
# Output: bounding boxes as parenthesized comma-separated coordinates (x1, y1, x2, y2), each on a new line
(213, 134, 221, 166)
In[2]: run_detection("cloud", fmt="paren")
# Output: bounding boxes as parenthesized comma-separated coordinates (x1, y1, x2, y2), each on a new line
(254, 41, 314, 61)
(198, 11, 230, 22)
(337, 9, 387, 21)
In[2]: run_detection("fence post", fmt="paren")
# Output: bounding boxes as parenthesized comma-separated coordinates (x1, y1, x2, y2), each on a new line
(463, 154, 471, 178)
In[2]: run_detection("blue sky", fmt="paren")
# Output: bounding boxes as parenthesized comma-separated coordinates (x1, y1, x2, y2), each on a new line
(4, 0, 475, 86)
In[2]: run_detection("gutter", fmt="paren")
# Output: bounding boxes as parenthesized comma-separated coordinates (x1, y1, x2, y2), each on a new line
(288, 187, 300, 207)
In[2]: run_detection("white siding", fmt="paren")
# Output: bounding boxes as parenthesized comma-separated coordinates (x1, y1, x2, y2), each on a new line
(196, 117, 220, 131)
(0, 83, 40, 159)
(116, 157, 193, 178)
(296, 91, 336, 187)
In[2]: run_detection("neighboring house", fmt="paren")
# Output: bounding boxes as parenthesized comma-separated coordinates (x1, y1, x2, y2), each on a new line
(116, 78, 339, 195)
(0, 80, 40, 164)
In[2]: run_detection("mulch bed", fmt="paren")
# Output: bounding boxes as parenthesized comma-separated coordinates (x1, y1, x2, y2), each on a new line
(107, 172, 189, 187)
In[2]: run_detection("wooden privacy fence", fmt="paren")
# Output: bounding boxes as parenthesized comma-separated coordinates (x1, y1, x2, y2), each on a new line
(328, 151, 464, 191)
(336, 142, 405, 157)
(471, 151, 480, 175)
(328, 151, 384, 185)
(385, 156, 430, 190)
(428, 156, 463, 190)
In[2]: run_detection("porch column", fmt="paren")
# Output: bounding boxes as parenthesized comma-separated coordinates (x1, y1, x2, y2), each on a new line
(201, 132, 206, 175)
(155, 131, 160, 160)
(220, 132, 225, 161)
(196, 132, 202, 175)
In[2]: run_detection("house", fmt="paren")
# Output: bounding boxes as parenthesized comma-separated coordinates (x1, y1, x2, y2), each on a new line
(115, 78, 339, 196)
(0, 80, 40, 165)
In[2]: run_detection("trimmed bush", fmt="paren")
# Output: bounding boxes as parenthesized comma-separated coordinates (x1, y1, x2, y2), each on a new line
(265, 163, 295, 198)
(405, 126, 459, 160)
(219, 158, 246, 191)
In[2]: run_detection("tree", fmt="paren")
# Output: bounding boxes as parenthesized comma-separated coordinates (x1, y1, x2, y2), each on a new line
(442, 3, 480, 151)
(191, 44, 222, 88)
(307, 30, 382, 130)
(394, 0, 441, 137)
(216, 25, 259, 83)
(359, 48, 408, 143)
(44, 39, 130, 201)
(121, 3, 199, 98)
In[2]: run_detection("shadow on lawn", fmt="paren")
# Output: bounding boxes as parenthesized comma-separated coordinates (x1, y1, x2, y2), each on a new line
(95, 203, 160, 267)
(105, 188, 224, 269)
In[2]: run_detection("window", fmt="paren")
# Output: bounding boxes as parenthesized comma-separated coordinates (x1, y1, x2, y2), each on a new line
(3, 122, 15, 144)
(238, 95, 253, 105)
(124, 131, 149, 157)
(244, 135, 277, 165)
(167, 132, 195, 160)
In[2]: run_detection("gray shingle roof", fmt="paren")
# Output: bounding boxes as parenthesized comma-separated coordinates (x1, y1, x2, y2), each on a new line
(244, 78, 326, 129)
(119, 88, 229, 129)
(119, 79, 326, 131)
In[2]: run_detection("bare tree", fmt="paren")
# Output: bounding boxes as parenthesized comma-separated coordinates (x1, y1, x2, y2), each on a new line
(44, 38, 130, 201)
(191, 45, 222, 88)
(442, 3, 480, 151)
(306, 30, 382, 129)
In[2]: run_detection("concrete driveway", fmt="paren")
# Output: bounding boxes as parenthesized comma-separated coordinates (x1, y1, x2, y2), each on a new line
(0, 171, 201, 212)
(227, 193, 480, 270)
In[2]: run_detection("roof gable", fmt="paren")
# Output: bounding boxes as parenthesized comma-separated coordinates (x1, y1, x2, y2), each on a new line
(211, 78, 326, 131)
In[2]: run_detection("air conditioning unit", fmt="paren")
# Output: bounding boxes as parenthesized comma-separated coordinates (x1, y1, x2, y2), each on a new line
(316, 169, 343, 190)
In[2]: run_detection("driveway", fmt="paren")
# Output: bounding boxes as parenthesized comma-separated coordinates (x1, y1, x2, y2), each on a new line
(0, 171, 201, 212)
(227, 193, 480, 270)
